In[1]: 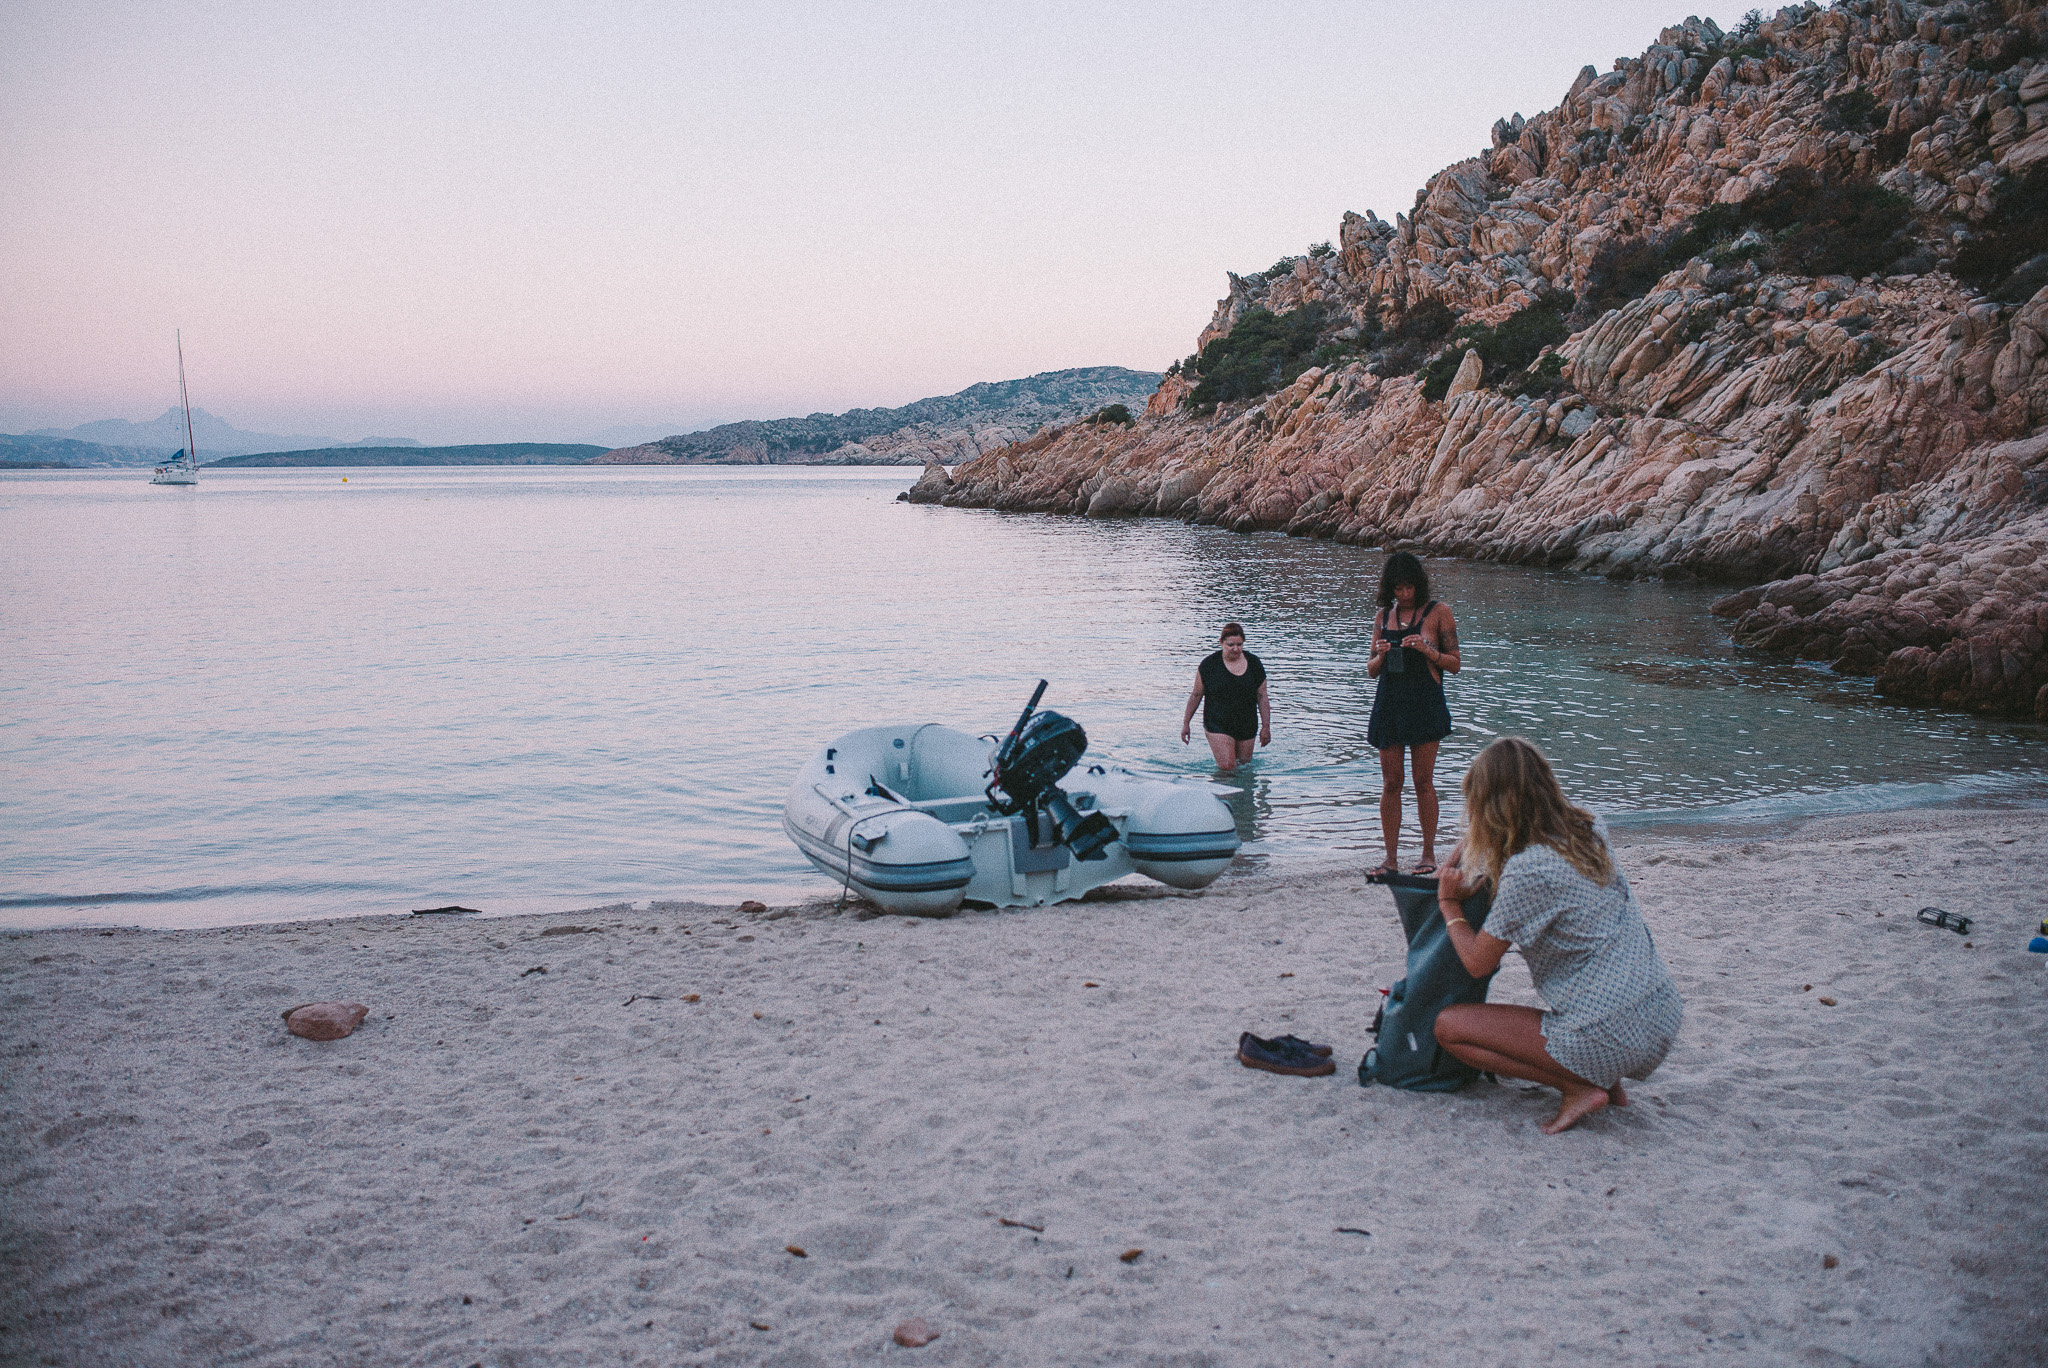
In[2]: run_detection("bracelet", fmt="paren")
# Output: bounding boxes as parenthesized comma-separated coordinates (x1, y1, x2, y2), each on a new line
(1445, 916, 1470, 929)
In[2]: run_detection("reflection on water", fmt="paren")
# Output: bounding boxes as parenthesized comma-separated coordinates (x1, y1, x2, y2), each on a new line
(2, 465, 2043, 929)
(1218, 773, 1276, 852)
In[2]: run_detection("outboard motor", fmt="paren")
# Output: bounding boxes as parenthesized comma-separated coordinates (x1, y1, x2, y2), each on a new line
(986, 681, 1119, 860)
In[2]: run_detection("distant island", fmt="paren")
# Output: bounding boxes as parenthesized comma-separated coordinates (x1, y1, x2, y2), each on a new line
(206, 444, 608, 467)
(15, 366, 1166, 473)
(595, 366, 1163, 466)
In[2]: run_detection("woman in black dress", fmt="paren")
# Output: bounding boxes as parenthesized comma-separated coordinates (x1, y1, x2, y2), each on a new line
(1180, 621, 1270, 772)
(1365, 553, 1460, 875)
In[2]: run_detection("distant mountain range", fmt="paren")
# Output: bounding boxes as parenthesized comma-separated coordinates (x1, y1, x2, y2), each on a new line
(206, 444, 606, 468)
(23, 409, 422, 462)
(594, 366, 1164, 466)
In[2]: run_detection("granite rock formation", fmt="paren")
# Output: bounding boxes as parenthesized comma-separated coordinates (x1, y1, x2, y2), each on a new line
(596, 367, 1160, 467)
(914, 1, 2048, 719)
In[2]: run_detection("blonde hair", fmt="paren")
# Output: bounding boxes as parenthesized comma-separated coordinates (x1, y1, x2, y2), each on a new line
(1460, 737, 1614, 886)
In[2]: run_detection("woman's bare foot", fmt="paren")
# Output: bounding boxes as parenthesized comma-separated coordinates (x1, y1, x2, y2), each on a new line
(1540, 1085, 1611, 1134)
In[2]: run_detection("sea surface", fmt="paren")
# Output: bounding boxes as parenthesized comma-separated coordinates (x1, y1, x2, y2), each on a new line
(4, 465, 2043, 930)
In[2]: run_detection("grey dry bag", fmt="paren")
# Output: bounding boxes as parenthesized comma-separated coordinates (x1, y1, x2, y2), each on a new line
(1358, 872, 1496, 1091)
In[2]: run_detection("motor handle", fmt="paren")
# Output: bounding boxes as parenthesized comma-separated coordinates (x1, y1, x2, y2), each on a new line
(996, 679, 1049, 769)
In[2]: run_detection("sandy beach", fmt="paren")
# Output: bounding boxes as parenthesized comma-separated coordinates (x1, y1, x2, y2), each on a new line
(3, 809, 2044, 1367)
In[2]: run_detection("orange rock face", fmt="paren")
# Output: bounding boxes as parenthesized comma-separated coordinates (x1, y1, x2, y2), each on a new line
(911, 3, 2048, 717)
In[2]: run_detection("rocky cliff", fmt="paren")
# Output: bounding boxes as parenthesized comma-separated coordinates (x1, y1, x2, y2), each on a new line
(595, 367, 1160, 467)
(909, 0, 2048, 720)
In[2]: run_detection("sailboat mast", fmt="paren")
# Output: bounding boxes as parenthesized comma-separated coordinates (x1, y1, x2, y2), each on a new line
(177, 330, 197, 470)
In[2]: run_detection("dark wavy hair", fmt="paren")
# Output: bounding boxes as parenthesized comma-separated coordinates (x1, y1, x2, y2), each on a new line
(1375, 551, 1430, 608)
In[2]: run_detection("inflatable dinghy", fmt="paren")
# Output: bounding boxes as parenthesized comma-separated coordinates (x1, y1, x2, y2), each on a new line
(784, 682, 1240, 915)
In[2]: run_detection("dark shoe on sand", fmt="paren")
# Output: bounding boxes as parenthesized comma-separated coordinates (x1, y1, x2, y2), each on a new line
(1237, 1032, 1337, 1077)
(1267, 1034, 1334, 1058)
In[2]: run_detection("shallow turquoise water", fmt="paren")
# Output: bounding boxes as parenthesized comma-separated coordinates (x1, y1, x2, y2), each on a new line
(2, 465, 2042, 929)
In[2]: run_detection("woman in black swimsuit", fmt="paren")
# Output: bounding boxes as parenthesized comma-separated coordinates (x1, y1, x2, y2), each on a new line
(1365, 553, 1460, 875)
(1180, 621, 1270, 772)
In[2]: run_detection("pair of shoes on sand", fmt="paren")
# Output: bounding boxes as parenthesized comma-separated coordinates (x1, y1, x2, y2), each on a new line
(1237, 1031, 1336, 1077)
(1368, 859, 1436, 878)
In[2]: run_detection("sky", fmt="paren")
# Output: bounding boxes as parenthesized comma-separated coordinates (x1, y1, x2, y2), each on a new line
(1, 1, 1753, 446)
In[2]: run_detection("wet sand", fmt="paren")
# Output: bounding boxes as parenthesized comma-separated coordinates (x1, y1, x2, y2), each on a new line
(2, 809, 2044, 1366)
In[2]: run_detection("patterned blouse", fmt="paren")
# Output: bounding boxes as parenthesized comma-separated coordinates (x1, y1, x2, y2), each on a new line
(1483, 827, 1682, 1084)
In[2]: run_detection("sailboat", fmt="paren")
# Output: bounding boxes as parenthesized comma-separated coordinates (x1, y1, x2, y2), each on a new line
(150, 332, 200, 487)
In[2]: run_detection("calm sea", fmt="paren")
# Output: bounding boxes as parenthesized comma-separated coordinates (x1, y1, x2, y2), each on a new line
(4, 465, 2043, 930)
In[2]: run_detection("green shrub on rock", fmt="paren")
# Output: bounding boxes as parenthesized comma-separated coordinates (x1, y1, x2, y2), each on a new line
(1183, 305, 1329, 410)
(1595, 169, 1916, 319)
(1392, 299, 1455, 343)
(1509, 352, 1569, 399)
(1085, 403, 1136, 427)
(1748, 169, 1915, 279)
(1953, 166, 2048, 301)
(1418, 300, 1572, 401)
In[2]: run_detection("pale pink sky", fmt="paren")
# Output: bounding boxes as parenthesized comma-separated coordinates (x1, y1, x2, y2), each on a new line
(2, 2, 1744, 445)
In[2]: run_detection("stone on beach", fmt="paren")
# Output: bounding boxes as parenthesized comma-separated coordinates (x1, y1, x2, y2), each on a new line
(282, 1002, 368, 1041)
(892, 1317, 940, 1347)
(738, 900, 767, 915)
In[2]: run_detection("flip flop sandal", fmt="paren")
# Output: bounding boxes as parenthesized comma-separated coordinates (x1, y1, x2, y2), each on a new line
(1917, 906, 1972, 935)
(1367, 861, 1400, 878)
(1412, 861, 1438, 877)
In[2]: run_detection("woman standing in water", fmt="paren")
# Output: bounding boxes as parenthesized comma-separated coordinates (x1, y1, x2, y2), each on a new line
(1181, 622, 1270, 772)
(1366, 552, 1459, 875)
(1432, 737, 1683, 1134)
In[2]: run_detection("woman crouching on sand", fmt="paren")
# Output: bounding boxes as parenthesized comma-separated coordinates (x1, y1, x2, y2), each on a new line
(1432, 738, 1682, 1134)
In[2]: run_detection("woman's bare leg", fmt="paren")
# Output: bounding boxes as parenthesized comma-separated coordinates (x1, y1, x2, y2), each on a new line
(1434, 1003, 1612, 1134)
(1235, 737, 1256, 765)
(1412, 741, 1441, 868)
(1376, 746, 1406, 870)
(1206, 732, 1240, 771)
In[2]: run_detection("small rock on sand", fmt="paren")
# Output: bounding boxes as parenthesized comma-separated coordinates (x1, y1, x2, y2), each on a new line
(738, 900, 767, 914)
(893, 1317, 940, 1348)
(283, 1002, 368, 1041)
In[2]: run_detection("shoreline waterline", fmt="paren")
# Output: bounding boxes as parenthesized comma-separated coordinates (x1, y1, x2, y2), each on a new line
(5, 466, 2043, 934)
(9, 785, 2046, 935)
